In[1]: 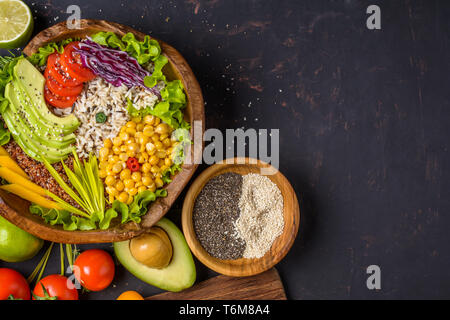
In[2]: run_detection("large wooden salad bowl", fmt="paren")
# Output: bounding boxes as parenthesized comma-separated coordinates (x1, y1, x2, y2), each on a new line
(0, 20, 204, 244)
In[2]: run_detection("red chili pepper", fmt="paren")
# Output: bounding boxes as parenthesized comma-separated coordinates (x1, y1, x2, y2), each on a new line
(126, 157, 140, 172)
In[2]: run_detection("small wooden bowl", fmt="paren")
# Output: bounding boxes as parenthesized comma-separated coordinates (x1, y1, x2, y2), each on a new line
(0, 20, 204, 244)
(182, 158, 300, 277)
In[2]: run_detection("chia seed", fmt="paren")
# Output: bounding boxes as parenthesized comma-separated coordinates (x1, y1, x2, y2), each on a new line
(193, 172, 246, 260)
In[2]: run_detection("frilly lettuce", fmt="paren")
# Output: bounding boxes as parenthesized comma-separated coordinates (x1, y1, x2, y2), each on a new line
(91, 31, 161, 65)
(27, 38, 76, 66)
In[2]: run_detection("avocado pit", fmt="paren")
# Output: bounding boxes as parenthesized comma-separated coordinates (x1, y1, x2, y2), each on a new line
(129, 227, 173, 269)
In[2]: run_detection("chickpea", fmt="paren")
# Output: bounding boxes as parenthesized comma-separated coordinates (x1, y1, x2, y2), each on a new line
(160, 165, 168, 173)
(126, 150, 136, 158)
(154, 141, 164, 151)
(147, 182, 156, 192)
(126, 196, 134, 205)
(131, 171, 142, 182)
(126, 121, 136, 128)
(116, 180, 125, 192)
(117, 192, 128, 203)
(138, 135, 149, 146)
(146, 142, 156, 154)
(119, 153, 128, 162)
(151, 134, 160, 143)
(143, 126, 154, 137)
(112, 146, 121, 155)
(162, 138, 172, 148)
(106, 186, 118, 196)
(126, 127, 137, 136)
(155, 178, 164, 188)
(112, 163, 122, 174)
(128, 143, 139, 153)
(154, 117, 161, 126)
(120, 168, 131, 180)
(105, 175, 116, 186)
(136, 123, 145, 132)
(150, 166, 160, 174)
(126, 139, 134, 145)
(158, 159, 165, 167)
(143, 115, 155, 125)
(113, 137, 122, 146)
(142, 176, 153, 186)
(149, 155, 159, 165)
(155, 123, 170, 135)
(109, 194, 115, 204)
(138, 186, 147, 193)
(99, 169, 107, 179)
(142, 163, 151, 173)
(99, 147, 110, 159)
(104, 139, 113, 149)
(135, 181, 143, 188)
(129, 187, 138, 196)
(164, 158, 172, 167)
(131, 117, 142, 123)
(156, 151, 166, 159)
(124, 179, 135, 189)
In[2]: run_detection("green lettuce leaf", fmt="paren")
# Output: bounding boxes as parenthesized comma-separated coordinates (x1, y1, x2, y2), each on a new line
(29, 205, 97, 231)
(27, 38, 76, 66)
(91, 32, 161, 65)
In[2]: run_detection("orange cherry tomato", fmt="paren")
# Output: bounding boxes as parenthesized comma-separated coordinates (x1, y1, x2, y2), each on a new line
(46, 53, 83, 87)
(44, 84, 78, 109)
(60, 42, 96, 82)
(44, 67, 83, 97)
(117, 291, 145, 300)
(74, 249, 115, 292)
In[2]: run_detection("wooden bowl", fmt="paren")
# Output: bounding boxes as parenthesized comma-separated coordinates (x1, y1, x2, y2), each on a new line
(0, 19, 204, 244)
(182, 158, 300, 277)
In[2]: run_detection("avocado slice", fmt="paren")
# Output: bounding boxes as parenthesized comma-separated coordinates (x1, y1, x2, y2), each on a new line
(4, 82, 75, 160)
(114, 218, 196, 292)
(13, 58, 79, 133)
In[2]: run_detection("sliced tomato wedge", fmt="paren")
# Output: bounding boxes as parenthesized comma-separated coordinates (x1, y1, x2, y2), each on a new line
(44, 85, 78, 109)
(60, 42, 96, 82)
(47, 53, 83, 87)
(44, 68, 83, 97)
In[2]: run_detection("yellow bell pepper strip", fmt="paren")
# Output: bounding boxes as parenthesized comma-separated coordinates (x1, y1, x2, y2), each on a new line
(0, 184, 61, 210)
(0, 167, 47, 196)
(0, 156, 28, 179)
(0, 146, 8, 156)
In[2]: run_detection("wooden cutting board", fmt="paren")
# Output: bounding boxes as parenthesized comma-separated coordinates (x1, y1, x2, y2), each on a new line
(146, 268, 286, 300)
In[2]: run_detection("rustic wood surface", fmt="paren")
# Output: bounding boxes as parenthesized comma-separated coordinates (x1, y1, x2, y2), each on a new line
(0, 19, 205, 244)
(182, 158, 300, 277)
(146, 268, 286, 300)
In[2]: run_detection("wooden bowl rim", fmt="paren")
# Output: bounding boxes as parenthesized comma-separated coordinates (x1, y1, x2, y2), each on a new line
(182, 157, 300, 277)
(0, 19, 205, 244)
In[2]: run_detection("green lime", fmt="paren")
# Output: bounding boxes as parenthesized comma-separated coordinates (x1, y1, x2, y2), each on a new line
(0, 0, 34, 49)
(0, 215, 43, 262)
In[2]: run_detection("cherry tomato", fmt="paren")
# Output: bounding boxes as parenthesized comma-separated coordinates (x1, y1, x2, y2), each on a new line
(117, 291, 144, 300)
(60, 42, 96, 82)
(0, 268, 31, 300)
(74, 249, 115, 292)
(33, 274, 78, 300)
(44, 67, 83, 97)
(126, 157, 140, 172)
(44, 85, 78, 109)
(46, 53, 83, 87)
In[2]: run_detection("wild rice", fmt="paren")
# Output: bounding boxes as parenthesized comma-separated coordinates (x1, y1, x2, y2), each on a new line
(55, 77, 162, 158)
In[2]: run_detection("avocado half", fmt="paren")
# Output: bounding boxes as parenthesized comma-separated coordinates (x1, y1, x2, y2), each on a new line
(114, 218, 196, 292)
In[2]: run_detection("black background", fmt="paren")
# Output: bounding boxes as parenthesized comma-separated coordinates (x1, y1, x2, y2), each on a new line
(0, 0, 449, 300)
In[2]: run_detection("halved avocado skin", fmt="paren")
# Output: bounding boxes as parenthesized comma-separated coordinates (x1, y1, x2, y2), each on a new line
(114, 218, 196, 292)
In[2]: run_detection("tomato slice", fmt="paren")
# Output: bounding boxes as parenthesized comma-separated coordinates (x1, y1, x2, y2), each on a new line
(44, 85, 78, 109)
(44, 68, 83, 97)
(60, 42, 96, 82)
(46, 53, 83, 87)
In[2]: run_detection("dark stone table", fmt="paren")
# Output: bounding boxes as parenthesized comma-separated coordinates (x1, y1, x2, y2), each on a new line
(0, 0, 449, 299)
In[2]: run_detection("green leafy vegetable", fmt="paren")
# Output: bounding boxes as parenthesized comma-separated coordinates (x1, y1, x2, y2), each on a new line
(107, 189, 167, 225)
(91, 32, 162, 65)
(27, 38, 76, 66)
